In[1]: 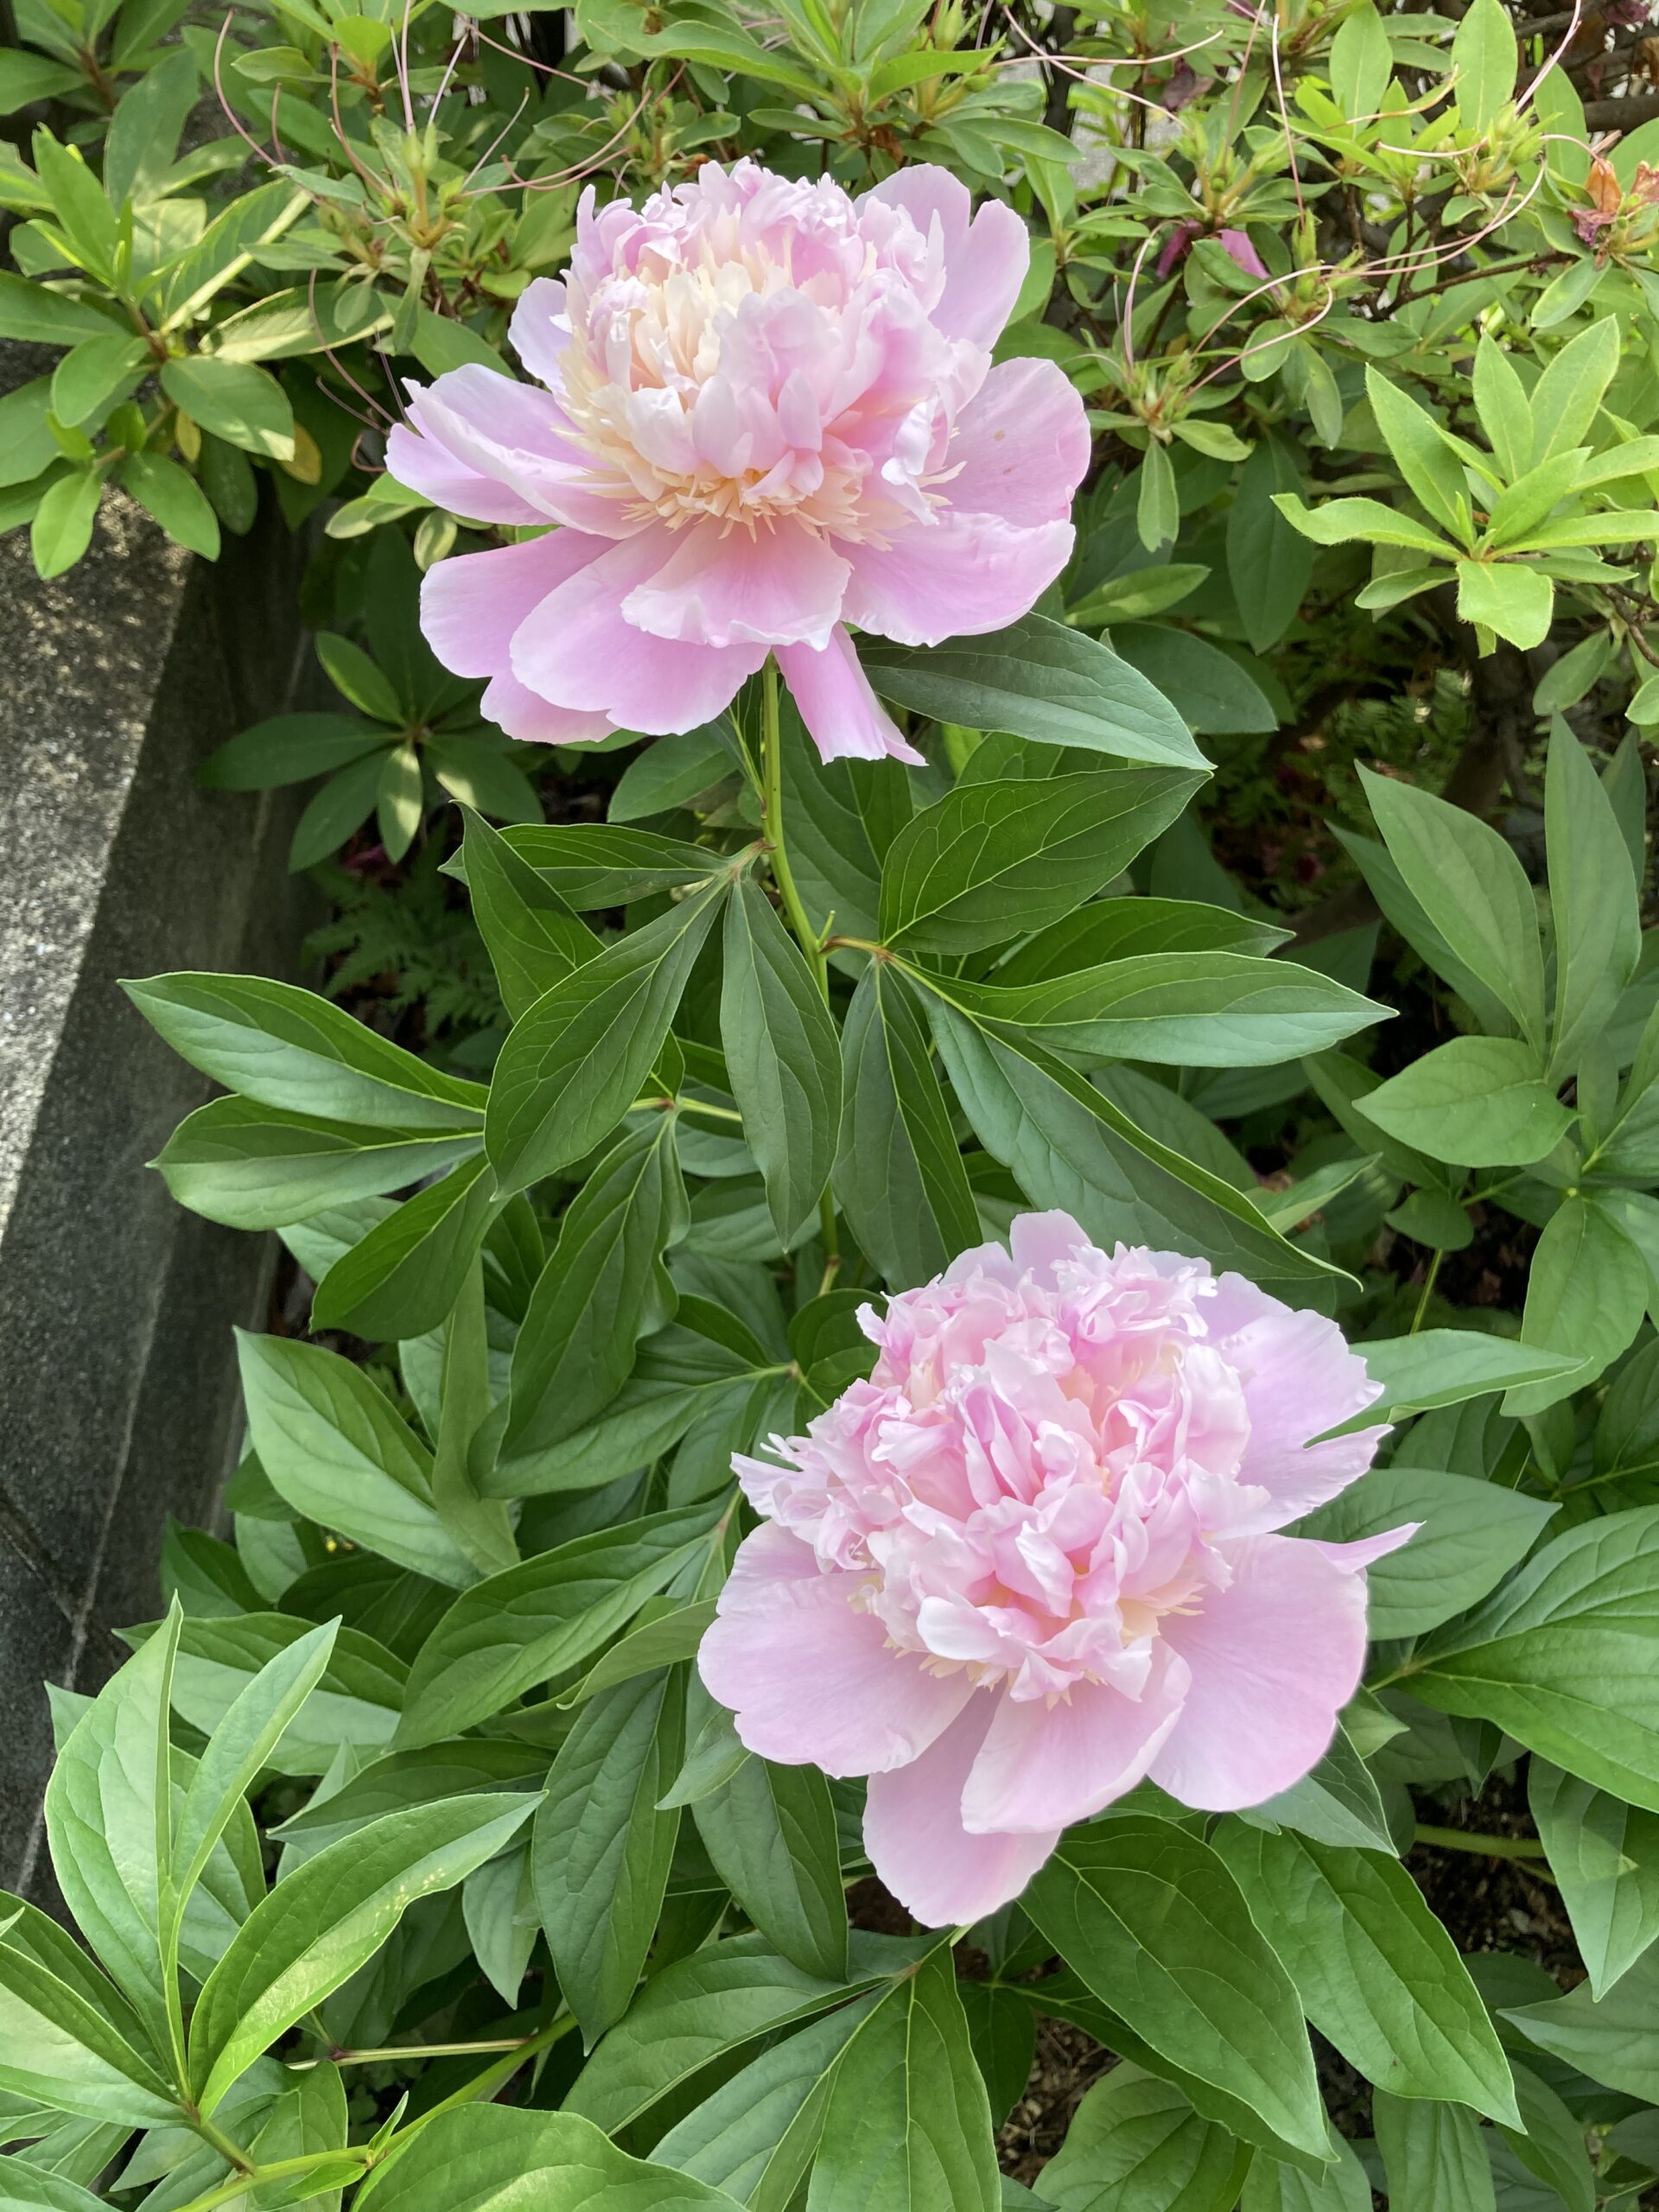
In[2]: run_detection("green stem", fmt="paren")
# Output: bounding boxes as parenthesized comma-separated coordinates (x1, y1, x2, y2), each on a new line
(190, 2111, 257, 2178)
(1413, 1823, 1548, 1860)
(294, 2037, 538, 2066)
(626, 1092, 744, 1122)
(1410, 1246, 1443, 1333)
(172, 2150, 371, 2212)
(759, 657, 840, 1287)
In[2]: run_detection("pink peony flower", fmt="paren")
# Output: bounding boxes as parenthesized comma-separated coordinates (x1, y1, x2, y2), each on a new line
(389, 159, 1090, 765)
(699, 1212, 1410, 1927)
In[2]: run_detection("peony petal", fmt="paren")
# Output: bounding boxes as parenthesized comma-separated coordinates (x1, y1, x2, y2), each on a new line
(1207, 1276, 1387, 1528)
(964, 1654, 1188, 1833)
(946, 359, 1091, 526)
(1306, 1524, 1421, 1574)
(1007, 1210, 1095, 1285)
(1148, 1534, 1371, 1811)
(621, 518, 851, 650)
(698, 1528, 973, 1777)
(866, 167, 1028, 347)
(420, 534, 609, 680)
(507, 276, 572, 389)
(387, 416, 545, 529)
(963, 1648, 1191, 1834)
(775, 626, 925, 764)
(840, 512, 1074, 648)
(397, 366, 628, 537)
(510, 532, 766, 736)
(480, 670, 614, 747)
(864, 1694, 1060, 1926)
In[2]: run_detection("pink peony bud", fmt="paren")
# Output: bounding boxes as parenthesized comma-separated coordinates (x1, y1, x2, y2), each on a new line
(390, 161, 1090, 766)
(698, 1212, 1410, 1927)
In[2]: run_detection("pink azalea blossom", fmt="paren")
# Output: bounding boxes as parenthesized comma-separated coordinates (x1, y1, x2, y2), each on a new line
(699, 1213, 1410, 1927)
(389, 159, 1090, 765)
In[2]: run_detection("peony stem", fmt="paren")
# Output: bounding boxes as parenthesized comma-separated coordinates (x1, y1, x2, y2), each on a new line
(1413, 1823, 1549, 1861)
(760, 656, 840, 1286)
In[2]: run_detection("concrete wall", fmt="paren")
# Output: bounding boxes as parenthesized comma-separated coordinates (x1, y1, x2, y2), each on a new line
(0, 455, 312, 1898)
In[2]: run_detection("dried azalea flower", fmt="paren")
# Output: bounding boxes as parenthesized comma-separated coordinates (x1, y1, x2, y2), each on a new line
(699, 1212, 1413, 1926)
(390, 158, 1090, 764)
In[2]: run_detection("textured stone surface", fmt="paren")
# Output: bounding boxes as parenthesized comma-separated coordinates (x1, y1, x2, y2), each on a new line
(0, 466, 312, 1897)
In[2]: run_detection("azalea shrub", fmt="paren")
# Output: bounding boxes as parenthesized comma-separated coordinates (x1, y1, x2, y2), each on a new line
(10, 0, 1659, 2208)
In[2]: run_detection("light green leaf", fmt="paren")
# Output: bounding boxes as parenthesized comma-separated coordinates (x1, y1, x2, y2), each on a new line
(654, 1998, 880, 2207)
(309, 1154, 495, 1341)
(1452, 0, 1516, 130)
(566, 1930, 922, 2136)
(235, 1332, 477, 1588)
(1546, 717, 1642, 1078)
(994, 899, 1288, 981)
(1025, 1819, 1326, 2159)
(1243, 1725, 1395, 1853)
(157, 1613, 405, 1777)
(1411, 1503, 1659, 1808)
(51, 332, 147, 429)
(1242, 2138, 1372, 2211)
(1039, 2065, 1250, 2212)
(1530, 319, 1621, 466)
(1360, 1037, 1571, 1166)
(123, 974, 486, 1131)
(486, 823, 723, 908)
(1372, 2091, 1495, 2212)
(190, 1793, 533, 2110)
(0, 1892, 180, 2126)
(485, 877, 727, 1192)
(271, 1740, 543, 1847)
(43, 1614, 181, 2050)
(1456, 560, 1553, 651)
(159, 356, 295, 461)
(609, 722, 737, 821)
(806, 1942, 1000, 2212)
(118, 451, 220, 559)
(499, 1118, 685, 1474)
(835, 964, 982, 1291)
(461, 808, 595, 1023)
(357, 2103, 746, 2212)
(1358, 767, 1547, 1049)
(429, 1259, 518, 1579)
(932, 951, 1384, 1066)
(721, 875, 842, 1243)
(1503, 1946, 1659, 2099)
(693, 1754, 848, 1983)
(1472, 335, 1533, 480)
(1300, 1465, 1555, 1638)
(1528, 1761, 1659, 1998)
(169, 1621, 339, 1942)
(1273, 494, 1459, 556)
(153, 1099, 478, 1233)
(880, 768, 1203, 956)
(533, 1669, 682, 2045)
(926, 997, 1343, 1287)
(396, 1503, 722, 1746)
(1509, 1194, 1647, 1414)
(0, 2161, 111, 2212)
(1353, 1330, 1580, 1420)
(31, 468, 102, 580)
(1214, 1827, 1517, 2121)
(860, 613, 1207, 770)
